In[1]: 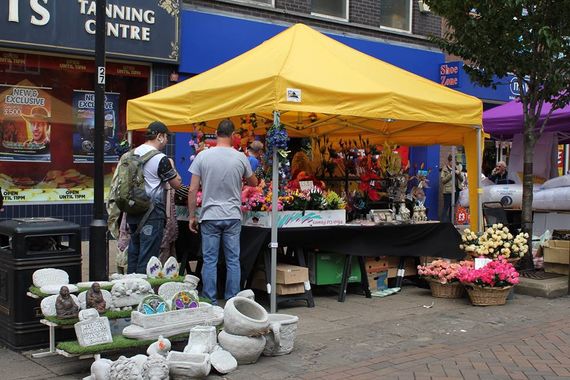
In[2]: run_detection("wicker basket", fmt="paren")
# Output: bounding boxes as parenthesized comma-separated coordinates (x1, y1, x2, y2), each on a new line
(465, 284, 513, 306)
(428, 279, 465, 299)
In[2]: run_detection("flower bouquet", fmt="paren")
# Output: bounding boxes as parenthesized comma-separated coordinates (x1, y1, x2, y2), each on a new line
(417, 260, 473, 298)
(460, 224, 529, 262)
(457, 257, 519, 306)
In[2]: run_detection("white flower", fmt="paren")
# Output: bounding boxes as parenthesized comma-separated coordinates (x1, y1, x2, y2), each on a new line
(502, 227, 509, 233)
(504, 243, 511, 248)
(462, 235, 467, 242)
(497, 223, 504, 228)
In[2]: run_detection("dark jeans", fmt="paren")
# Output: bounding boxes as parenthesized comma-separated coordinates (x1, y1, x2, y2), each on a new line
(127, 205, 166, 274)
(441, 191, 460, 223)
(200, 219, 241, 304)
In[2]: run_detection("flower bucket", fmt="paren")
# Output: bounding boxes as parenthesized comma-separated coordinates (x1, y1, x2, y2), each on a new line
(427, 279, 465, 299)
(464, 284, 513, 306)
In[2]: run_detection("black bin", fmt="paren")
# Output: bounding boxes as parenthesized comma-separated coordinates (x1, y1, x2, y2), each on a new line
(0, 218, 82, 350)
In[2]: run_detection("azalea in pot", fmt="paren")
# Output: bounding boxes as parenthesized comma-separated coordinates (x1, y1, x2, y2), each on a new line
(417, 259, 473, 284)
(457, 257, 520, 306)
(417, 260, 473, 299)
(457, 257, 520, 288)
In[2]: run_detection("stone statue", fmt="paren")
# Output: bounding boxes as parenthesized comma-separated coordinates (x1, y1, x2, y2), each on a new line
(86, 282, 107, 313)
(55, 286, 79, 319)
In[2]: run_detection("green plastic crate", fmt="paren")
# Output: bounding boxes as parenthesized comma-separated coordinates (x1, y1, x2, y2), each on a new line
(308, 252, 361, 285)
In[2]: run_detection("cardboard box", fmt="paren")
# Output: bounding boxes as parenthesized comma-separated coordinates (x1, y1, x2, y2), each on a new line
(276, 283, 305, 295)
(387, 261, 418, 278)
(276, 264, 309, 284)
(365, 256, 400, 273)
(307, 252, 361, 285)
(543, 262, 569, 276)
(367, 271, 388, 291)
(543, 240, 570, 264)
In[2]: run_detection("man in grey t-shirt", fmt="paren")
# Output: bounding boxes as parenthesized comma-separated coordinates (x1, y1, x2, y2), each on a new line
(187, 119, 257, 304)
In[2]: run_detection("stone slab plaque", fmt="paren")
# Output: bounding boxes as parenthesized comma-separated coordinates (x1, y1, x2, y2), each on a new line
(74, 315, 113, 347)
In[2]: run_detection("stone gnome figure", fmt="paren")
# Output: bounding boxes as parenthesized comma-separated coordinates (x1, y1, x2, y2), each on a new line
(86, 282, 106, 313)
(55, 286, 79, 319)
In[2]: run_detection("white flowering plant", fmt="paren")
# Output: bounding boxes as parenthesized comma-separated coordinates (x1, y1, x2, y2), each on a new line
(459, 224, 529, 260)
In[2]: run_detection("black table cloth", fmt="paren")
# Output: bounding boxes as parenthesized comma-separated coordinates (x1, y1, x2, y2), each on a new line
(240, 222, 464, 281)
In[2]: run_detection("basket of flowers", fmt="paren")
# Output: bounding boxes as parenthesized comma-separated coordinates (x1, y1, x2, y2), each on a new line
(457, 257, 519, 306)
(417, 260, 473, 298)
(459, 224, 529, 263)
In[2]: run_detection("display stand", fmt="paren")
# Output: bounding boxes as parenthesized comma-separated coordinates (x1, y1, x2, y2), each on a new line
(262, 248, 315, 310)
(338, 255, 372, 302)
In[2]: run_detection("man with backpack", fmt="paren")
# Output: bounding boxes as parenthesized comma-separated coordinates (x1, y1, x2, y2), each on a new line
(121, 121, 181, 274)
(187, 119, 258, 305)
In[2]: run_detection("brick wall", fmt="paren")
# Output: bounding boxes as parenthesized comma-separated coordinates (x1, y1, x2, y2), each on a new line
(184, 0, 442, 48)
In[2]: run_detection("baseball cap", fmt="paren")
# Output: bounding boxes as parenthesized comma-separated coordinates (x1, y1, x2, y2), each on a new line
(145, 121, 172, 137)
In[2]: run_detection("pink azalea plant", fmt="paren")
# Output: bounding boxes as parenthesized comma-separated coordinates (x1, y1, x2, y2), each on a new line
(241, 186, 266, 212)
(457, 256, 519, 288)
(418, 260, 474, 284)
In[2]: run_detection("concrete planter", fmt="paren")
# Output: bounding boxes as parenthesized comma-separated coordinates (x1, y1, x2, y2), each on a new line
(218, 330, 265, 365)
(223, 296, 269, 336)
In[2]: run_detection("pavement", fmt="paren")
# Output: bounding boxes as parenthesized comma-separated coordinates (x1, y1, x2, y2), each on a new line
(2, 284, 570, 380)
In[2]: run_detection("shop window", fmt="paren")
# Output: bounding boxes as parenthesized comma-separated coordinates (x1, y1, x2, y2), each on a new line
(379, 0, 412, 32)
(311, 0, 348, 20)
(0, 51, 149, 207)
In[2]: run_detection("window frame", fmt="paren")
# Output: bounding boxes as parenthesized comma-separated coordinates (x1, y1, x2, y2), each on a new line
(226, 0, 275, 8)
(310, 0, 349, 22)
(379, 0, 413, 34)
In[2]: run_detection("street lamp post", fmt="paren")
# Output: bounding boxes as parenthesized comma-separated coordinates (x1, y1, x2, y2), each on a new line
(89, 0, 109, 281)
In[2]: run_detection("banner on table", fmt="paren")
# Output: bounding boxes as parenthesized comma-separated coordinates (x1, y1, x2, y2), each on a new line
(72, 90, 120, 163)
(0, 84, 52, 162)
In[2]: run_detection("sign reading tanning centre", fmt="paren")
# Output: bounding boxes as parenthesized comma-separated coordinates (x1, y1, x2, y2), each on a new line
(1, 0, 179, 63)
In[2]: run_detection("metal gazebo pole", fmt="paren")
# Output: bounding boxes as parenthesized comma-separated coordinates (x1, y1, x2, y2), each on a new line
(270, 111, 280, 313)
(476, 127, 483, 232)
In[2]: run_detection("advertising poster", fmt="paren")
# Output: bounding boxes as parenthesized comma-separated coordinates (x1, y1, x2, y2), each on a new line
(0, 84, 52, 162)
(72, 90, 120, 163)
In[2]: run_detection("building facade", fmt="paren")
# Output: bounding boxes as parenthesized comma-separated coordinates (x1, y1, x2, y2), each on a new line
(0, 0, 180, 237)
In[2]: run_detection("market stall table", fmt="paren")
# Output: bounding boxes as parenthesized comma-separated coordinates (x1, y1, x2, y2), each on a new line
(240, 222, 464, 302)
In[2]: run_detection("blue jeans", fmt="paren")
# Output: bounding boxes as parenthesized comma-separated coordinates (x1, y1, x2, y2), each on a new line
(127, 205, 165, 274)
(200, 219, 241, 304)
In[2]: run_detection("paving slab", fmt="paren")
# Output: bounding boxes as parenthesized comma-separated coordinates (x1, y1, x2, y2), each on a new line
(516, 275, 568, 298)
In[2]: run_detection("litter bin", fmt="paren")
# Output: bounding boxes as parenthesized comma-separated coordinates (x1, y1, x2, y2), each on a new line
(0, 218, 82, 349)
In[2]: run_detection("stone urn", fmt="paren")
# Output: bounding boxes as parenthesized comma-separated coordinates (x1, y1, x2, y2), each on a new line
(223, 296, 269, 336)
(263, 313, 299, 356)
(218, 330, 266, 365)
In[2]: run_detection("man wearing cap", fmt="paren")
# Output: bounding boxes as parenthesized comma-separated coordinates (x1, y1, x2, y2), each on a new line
(247, 140, 264, 172)
(187, 119, 258, 304)
(126, 121, 182, 274)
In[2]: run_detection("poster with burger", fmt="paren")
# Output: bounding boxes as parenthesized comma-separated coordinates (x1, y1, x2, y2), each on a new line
(0, 84, 51, 161)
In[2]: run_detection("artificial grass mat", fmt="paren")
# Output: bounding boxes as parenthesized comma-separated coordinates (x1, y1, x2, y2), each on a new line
(28, 275, 184, 298)
(56, 333, 189, 355)
(44, 309, 132, 325)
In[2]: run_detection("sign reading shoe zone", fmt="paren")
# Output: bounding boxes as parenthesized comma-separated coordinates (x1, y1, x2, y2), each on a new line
(1, 0, 179, 63)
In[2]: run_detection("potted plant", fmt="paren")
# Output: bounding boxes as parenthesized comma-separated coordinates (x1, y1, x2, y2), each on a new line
(417, 260, 473, 298)
(460, 224, 529, 262)
(457, 257, 520, 306)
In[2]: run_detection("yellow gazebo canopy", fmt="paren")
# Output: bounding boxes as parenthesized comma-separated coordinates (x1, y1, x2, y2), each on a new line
(127, 23, 483, 227)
